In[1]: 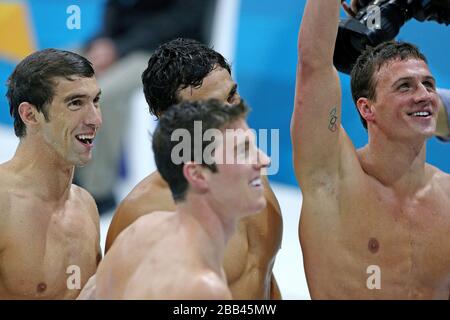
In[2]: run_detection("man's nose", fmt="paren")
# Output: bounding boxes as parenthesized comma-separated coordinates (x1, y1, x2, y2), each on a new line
(414, 82, 434, 104)
(85, 103, 102, 129)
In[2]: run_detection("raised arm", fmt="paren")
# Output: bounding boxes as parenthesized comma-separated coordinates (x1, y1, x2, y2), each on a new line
(291, 0, 343, 188)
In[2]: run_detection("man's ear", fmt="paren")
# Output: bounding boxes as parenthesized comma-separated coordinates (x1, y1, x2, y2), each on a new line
(18, 102, 40, 129)
(183, 162, 209, 193)
(356, 97, 375, 125)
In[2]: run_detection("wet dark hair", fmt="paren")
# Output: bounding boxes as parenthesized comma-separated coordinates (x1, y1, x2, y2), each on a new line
(153, 99, 249, 202)
(6, 48, 94, 137)
(350, 41, 428, 129)
(142, 38, 231, 117)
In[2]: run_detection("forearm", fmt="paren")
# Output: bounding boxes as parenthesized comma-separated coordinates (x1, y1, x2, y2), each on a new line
(292, 0, 343, 178)
(298, 0, 341, 66)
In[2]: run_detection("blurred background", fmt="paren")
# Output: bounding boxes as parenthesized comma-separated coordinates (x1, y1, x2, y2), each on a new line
(0, 0, 449, 299)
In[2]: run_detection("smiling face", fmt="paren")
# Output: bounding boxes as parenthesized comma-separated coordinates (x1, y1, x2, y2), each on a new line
(362, 58, 439, 140)
(37, 76, 102, 166)
(204, 119, 269, 217)
(178, 66, 240, 105)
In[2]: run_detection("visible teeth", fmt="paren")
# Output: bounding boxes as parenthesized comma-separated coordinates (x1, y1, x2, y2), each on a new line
(77, 134, 94, 139)
(250, 178, 262, 187)
(412, 111, 430, 117)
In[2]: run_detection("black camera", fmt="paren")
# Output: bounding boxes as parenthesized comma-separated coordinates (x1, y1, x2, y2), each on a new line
(334, 0, 450, 74)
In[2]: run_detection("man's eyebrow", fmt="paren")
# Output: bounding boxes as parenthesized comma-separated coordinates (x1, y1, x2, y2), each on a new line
(64, 94, 89, 103)
(64, 90, 102, 103)
(422, 75, 436, 83)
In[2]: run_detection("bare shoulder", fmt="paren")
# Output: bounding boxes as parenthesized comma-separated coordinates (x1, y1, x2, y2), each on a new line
(70, 184, 99, 224)
(113, 210, 177, 248)
(118, 171, 174, 217)
(123, 269, 230, 300)
(0, 166, 13, 220)
(109, 212, 177, 261)
(0, 162, 14, 192)
(427, 164, 450, 192)
(105, 171, 174, 251)
(0, 166, 9, 197)
(0, 166, 13, 248)
(185, 271, 232, 300)
(70, 184, 101, 263)
(164, 271, 231, 300)
(128, 210, 176, 232)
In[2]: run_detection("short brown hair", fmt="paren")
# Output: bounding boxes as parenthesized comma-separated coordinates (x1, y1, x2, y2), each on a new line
(350, 41, 428, 129)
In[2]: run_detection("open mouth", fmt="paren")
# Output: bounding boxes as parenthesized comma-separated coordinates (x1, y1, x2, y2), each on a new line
(407, 111, 432, 117)
(75, 134, 94, 146)
(249, 177, 262, 187)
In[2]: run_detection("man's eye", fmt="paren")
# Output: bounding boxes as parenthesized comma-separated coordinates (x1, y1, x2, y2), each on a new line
(423, 81, 435, 89)
(69, 100, 82, 107)
(398, 83, 410, 90)
(227, 92, 240, 104)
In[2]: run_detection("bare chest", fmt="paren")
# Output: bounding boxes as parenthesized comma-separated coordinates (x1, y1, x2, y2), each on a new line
(302, 182, 450, 298)
(0, 196, 98, 299)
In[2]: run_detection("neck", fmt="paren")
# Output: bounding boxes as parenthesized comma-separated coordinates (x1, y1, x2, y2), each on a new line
(9, 137, 74, 201)
(359, 129, 428, 195)
(176, 193, 236, 272)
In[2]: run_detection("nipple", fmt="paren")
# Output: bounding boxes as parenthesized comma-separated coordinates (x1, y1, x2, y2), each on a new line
(37, 282, 47, 293)
(368, 238, 379, 254)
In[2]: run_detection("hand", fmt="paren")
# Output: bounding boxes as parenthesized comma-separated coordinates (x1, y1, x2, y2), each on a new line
(86, 38, 118, 76)
(341, 0, 362, 17)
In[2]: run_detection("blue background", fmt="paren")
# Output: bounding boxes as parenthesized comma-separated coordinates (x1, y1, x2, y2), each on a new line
(0, 0, 105, 125)
(235, 0, 450, 186)
(1, 0, 449, 186)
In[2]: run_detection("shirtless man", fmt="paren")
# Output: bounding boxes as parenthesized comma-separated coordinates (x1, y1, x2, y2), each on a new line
(94, 99, 269, 299)
(342, 0, 450, 142)
(0, 49, 102, 299)
(105, 38, 283, 299)
(293, 0, 450, 299)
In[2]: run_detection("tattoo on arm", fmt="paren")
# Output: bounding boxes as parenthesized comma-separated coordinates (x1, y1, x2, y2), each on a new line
(328, 107, 338, 132)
